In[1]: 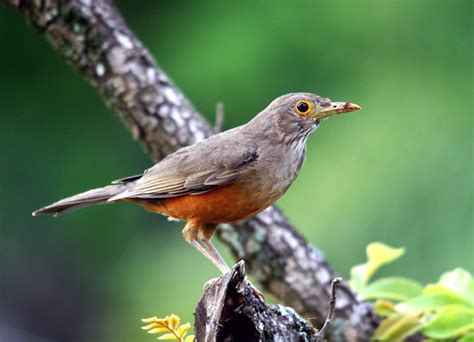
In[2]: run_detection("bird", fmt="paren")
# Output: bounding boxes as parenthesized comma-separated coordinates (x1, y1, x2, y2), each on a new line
(33, 93, 360, 274)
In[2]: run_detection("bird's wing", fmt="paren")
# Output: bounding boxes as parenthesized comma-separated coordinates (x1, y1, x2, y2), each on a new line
(110, 133, 259, 200)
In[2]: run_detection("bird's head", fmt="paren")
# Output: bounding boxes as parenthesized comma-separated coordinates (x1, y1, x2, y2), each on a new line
(260, 92, 361, 138)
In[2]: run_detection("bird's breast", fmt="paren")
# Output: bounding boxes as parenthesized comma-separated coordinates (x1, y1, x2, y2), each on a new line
(136, 182, 271, 225)
(244, 140, 307, 204)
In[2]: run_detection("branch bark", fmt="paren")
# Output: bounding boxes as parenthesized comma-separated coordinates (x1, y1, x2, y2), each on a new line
(3, 0, 377, 340)
(195, 261, 318, 341)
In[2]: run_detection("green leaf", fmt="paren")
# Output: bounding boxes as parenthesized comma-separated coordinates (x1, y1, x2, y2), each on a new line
(350, 264, 369, 292)
(350, 264, 368, 292)
(401, 285, 474, 311)
(438, 268, 474, 304)
(366, 243, 405, 266)
(350, 242, 405, 291)
(360, 277, 423, 302)
(374, 300, 397, 316)
(373, 314, 424, 341)
(460, 332, 474, 342)
(422, 306, 474, 339)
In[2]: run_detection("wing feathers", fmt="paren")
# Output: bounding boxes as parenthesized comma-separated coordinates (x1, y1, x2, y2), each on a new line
(110, 146, 259, 201)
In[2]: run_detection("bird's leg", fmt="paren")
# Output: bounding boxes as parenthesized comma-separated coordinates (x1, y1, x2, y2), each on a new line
(198, 224, 230, 274)
(182, 222, 230, 274)
(199, 238, 230, 274)
(182, 222, 216, 263)
(184, 223, 263, 298)
(198, 226, 265, 299)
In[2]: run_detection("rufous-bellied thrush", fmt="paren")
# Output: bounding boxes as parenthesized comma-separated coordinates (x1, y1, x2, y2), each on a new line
(33, 93, 360, 273)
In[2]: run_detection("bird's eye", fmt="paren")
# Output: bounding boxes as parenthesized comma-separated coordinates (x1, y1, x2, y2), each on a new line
(295, 100, 312, 115)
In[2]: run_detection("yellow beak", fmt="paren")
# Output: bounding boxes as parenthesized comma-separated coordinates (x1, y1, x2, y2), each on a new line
(313, 102, 361, 121)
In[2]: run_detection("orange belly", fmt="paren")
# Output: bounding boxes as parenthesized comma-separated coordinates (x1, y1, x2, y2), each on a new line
(134, 183, 267, 225)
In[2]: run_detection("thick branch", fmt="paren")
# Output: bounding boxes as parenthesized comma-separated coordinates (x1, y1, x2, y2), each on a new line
(195, 262, 318, 341)
(3, 0, 377, 339)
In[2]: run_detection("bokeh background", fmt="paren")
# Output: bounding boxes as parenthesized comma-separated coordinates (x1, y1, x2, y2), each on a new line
(0, 0, 472, 341)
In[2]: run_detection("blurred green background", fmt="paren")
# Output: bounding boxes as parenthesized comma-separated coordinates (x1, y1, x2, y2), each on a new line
(0, 0, 472, 341)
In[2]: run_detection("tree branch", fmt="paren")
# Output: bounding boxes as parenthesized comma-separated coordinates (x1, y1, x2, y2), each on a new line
(3, 0, 377, 339)
(195, 262, 318, 341)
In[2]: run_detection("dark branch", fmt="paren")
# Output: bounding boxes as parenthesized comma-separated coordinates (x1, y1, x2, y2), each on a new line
(195, 262, 318, 341)
(3, 0, 378, 339)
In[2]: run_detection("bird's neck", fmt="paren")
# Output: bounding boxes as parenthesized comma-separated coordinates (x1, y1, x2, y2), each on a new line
(247, 111, 316, 146)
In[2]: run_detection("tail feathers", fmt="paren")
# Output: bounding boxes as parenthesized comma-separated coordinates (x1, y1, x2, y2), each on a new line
(33, 184, 129, 216)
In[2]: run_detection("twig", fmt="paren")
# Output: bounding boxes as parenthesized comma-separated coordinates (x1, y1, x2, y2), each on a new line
(316, 277, 343, 341)
(214, 101, 224, 132)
